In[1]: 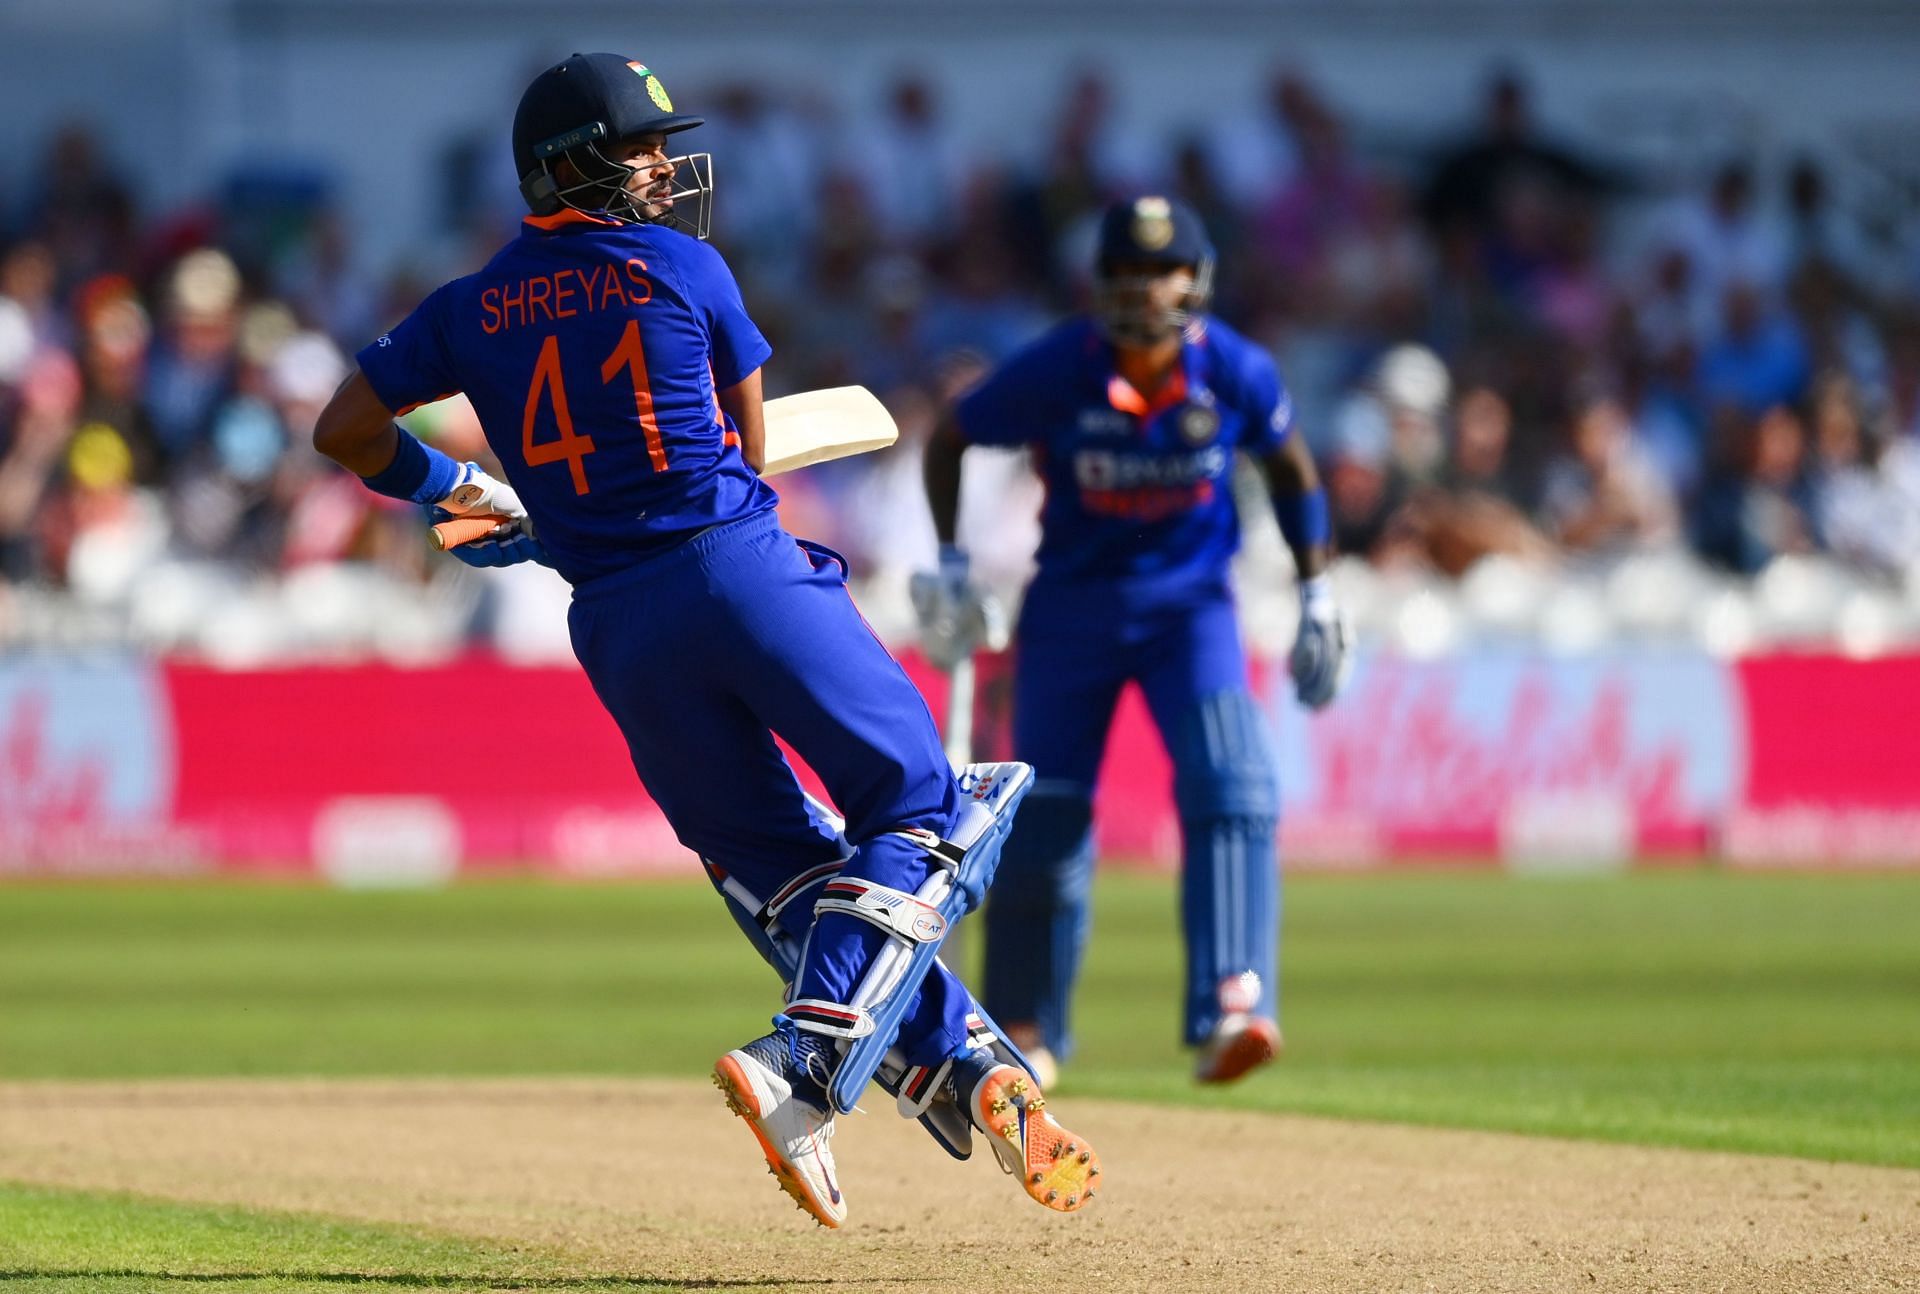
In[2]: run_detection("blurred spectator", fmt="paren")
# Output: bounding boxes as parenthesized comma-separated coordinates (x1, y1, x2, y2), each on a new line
(1690, 405, 1818, 575)
(1445, 383, 1525, 504)
(1205, 66, 1310, 213)
(1788, 258, 1888, 406)
(1808, 375, 1920, 578)
(701, 82, 822, 298)
(1783, 157, 1879, 292)
(1662, 160, 1789, 321)
(1378, 374, 1556, 577)
(1, 242, 63, 346)
(143, 249, 243, 467)
(0, 348, 84, 580)
(4, 58, 1920, 657)
(859, 75, 966, 248)
(1251, 84, 1371, 288)
(1332, 346, 1547, 573)
(1537, 384, 1679, 555)
(24, 124, 138, 290)
(1167, 135, 1244, 280)
(39, 420, 168, 605)
(1421, 68, 1606, 261)
(1698, 280, 1812, 415)
(276, 210, 380, 345)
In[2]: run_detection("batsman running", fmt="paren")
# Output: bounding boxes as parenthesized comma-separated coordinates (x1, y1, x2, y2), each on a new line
(920, 195, 1352, 1087)
(310, 52, 1099, 1228)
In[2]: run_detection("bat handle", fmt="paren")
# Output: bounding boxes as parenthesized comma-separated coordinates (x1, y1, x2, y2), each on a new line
(943, 656, 975, 770)
(429, 514, 512, 551)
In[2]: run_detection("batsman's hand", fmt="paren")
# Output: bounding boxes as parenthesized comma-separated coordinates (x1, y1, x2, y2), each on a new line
(910, 545, 1005, 671)
(428, 462, 552, 569)
(1289, 574, 1352, 710)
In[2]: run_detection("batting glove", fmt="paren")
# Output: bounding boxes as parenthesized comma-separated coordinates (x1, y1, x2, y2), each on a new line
(909, 545, 1004, 670)
(428, 462, 552, 569)
(1289, 574, 1352, 710)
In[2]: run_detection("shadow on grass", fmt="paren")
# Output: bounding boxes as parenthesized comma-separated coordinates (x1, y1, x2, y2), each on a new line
(0, 1274, 885, 1289)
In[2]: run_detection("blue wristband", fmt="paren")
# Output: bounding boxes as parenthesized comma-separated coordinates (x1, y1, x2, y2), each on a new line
(1274, 486, 1331, 552)
(359, 428, 462, 505)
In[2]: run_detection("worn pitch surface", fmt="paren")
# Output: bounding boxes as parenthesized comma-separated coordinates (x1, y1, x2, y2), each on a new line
(1, 1079, 1914, 1293)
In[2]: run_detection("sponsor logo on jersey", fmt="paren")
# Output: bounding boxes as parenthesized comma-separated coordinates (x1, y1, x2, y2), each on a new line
(1271, 390, 1294, 438)
(1074, 445, 1228, 490)
(1077, 408, 1134, 436)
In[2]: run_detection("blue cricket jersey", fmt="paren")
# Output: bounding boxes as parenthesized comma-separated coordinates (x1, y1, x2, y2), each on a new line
(954, 316, 1293, 594)
(357, 210, 777, 585)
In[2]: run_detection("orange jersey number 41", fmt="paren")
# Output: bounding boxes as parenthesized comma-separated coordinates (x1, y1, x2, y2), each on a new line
(521, 324, 670, 494)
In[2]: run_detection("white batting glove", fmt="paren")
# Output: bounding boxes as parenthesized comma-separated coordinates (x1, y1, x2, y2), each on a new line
(909, 545, 1004, 670)
(430, 462, 549, 569)
(436, 462, 527, 520)
(1289, 574, 1352, 711)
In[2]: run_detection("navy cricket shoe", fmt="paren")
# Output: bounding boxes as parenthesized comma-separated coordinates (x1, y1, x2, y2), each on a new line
(946, 1046, 1101, 1212)
(713, 1021, 846, 1227)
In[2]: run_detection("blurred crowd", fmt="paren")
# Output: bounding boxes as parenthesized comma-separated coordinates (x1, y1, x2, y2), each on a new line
(4, 64, 1920, 662)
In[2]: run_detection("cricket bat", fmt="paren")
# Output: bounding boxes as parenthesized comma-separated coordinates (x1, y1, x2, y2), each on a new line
(756, 384, 898, 476)
(431, 385, 898, 551)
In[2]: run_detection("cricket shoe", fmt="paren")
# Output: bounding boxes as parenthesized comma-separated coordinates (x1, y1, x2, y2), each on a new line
(713, 1024, 847, 1228)
(1193, 1012, 1281, 1084)
(949, 1049, 1099, 1213)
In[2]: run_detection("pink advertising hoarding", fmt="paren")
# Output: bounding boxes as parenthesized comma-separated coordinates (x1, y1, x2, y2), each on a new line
(0, 648, 1915, 876)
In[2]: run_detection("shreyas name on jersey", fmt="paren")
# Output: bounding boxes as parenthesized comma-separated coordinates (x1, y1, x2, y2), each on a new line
(480, 258, 656, 335)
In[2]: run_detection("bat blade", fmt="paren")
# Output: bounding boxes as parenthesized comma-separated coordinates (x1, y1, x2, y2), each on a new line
(760, 385, 898, 477)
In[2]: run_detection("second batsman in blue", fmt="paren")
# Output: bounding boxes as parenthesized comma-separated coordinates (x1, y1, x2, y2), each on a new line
(920, 195, 1353, 1088)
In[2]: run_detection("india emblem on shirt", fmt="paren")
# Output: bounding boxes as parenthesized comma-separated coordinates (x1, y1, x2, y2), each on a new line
(1177, 403, 1221, 446)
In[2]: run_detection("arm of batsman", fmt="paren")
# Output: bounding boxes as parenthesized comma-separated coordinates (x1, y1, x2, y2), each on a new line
(1289, 574, 1353, 710)
(910, 546, 1007, 670)
(427, 462, 553, 569)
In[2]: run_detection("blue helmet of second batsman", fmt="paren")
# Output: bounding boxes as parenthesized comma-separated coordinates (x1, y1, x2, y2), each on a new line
(512, 51, 715, 239)
(1093, 195, 1216, 348)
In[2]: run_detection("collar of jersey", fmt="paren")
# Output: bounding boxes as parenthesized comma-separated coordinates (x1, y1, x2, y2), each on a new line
(1103, 326, 1207, 419)
(522, 208, 626, 233)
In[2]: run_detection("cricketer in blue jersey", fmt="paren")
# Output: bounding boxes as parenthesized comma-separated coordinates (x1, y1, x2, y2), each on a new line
(310, 51, 1100, 1228)
(920, 195, 1353, 1088)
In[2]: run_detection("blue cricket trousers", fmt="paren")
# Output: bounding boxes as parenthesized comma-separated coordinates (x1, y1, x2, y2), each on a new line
(566, 507, 977, 1066)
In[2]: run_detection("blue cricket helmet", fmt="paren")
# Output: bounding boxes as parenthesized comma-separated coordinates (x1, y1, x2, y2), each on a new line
(1093, 195, 1216, 346)
(513, 52, 712, 234)
(1095, 194, 1214, 271)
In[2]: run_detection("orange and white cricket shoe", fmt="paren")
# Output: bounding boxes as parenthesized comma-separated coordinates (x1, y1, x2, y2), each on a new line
(713, 1029, 847, 1228)
(954, 1055, 1100, 1212)
(1193, 1012, 1281, 1084)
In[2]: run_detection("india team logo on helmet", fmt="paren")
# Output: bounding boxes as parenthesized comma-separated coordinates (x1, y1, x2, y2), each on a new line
(627, 61, 675, 112)
(1094, 195, 1215, 347)
(1130, 196, 1176, 252)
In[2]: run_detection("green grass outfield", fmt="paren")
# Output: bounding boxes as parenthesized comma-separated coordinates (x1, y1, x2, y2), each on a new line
(3, 869, 1916, 1167)
(0, 1181, 611, 1294)
(4, 869, 1917, 1291)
